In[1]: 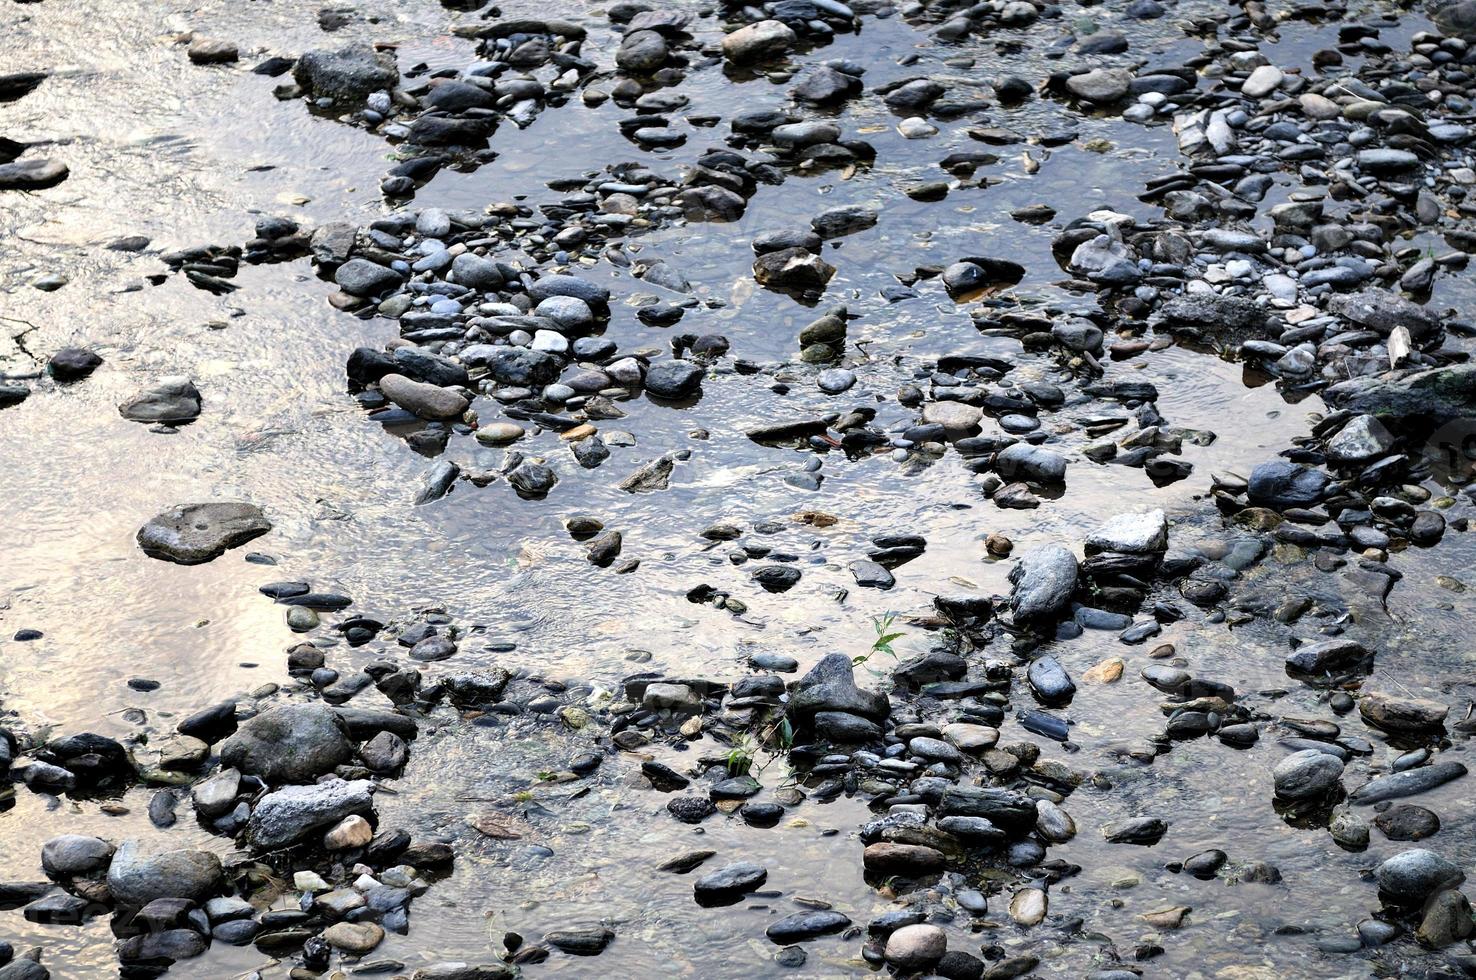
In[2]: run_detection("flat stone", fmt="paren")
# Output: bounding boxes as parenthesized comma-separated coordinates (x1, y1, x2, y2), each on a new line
(137, 502, 270, 564)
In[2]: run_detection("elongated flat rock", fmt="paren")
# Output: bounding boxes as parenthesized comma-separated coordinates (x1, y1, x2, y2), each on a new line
(137, 502, 271, 564)
(1350, 762, 1466, 804)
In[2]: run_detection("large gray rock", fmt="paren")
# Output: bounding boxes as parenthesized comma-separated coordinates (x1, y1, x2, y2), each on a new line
(41, 835, 114, 877)
(1065, 68, 1132, 104)
(246, 779, 374, 850)
(1248, 461, 1327, 508)
(1086, 510, 1167, 553)
(293, 44, 398, 103)
(1323, 364, 1476, 424)
(1328, 289, 1440, 340)
(450, 252, 503, 291)
(106, 841, 222, 908)
(378, 373, 468, 421)
(335, 258, 403, 297)
(644, 359, 704, 399)
(481, 348, 560, 387)
(995, 444, 1067, 483)
(1326, 415, 1395, 463)
(1375, 849, 1465, 903)
(527, 274, 609, 311)
(0, 158, 68, 190)
(118, 376, 201, 423)
(1008, 545, 1079, 621)
(722, 20, 796, 63)
(789, 652, 889, 721)
(218, 704, 354, 784)
(1273, 749, 1344, 800)
(137, 502, 270, 564)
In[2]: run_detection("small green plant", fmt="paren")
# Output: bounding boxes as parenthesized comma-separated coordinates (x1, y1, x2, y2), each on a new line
(726, 734, 755, 776)
(855, 612, 905, 665)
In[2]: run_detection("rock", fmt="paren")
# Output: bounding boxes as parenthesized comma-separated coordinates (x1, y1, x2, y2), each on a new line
(544, 927, 614, 956)
(1375, 805, 1441, 841)
(1248, 461, 1328, 508)
(106, 841, 222, 908)
(137, 502, 270, 564)
(294, 44, 398, 103)
(1350, 763, 1467, 804)
(1273, 749, 1345, 800)
(323, 921, 385, 953)
(1066, 68, 1132, 104)
(1417, 890, 1474, 947)
(119, 376, 202, 423)
(1027, 656, 1075, 703)
(246, 779, 375, 850)
(995, 444, 1067, 483)
(790, 653, 889, 721)
(1360, 692, 1448, 733)
(378, 373, 468, 420)
(884, 924, 947, 971)
(1285, 639, 1371, 676)
(765, 910, 850, 944)
(0, 158, 69, 190)
(324, 814, 374, 850)
(1326, 415, 1395, 464)
(722, 20, 796, 64)
(645, 359, 704, 399)
(1102, 817, 1168, 844)
(694, 863, 767, 903)
(1086, 510, 1166, 553)
(1241, 64, 1283, 97)
(47, 348, 102, 381)
(218, 704, 354, 783)
(450, 252, 503, 291)
(922, 401, 983, 434)
(753, 248, 835, 290)
(1329, 289, 1440, 341)
(334, 257, 403, 296)
(1376, 849, 1465, 904)
(863, 842, 945, 874)
(1008, 545, 1078, 621)
(188, 38, 238, 64)
(41, 835, 114, 878)
(1324, 364, 1476, 424)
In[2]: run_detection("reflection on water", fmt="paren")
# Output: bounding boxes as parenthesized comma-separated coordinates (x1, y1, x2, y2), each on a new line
(3, 0, 1475, 976)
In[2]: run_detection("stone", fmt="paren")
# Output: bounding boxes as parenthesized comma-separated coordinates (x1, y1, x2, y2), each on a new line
(334, 258, 403, 296)
(1008, 545, 1078, 621)
(645, 359, 704, 399)
(324, 814, 374, 850)
(1086, 510, 1166, 553)
(323, 921, 385, 953)
(294, 44, 398, 103)
(1376, 849, 1465, 904)
(1066, 68, 1132, 104)
(188, 38, 238, 64)
(246, 779, 375, 850)
(0, 158, 68, 190)
(765, 910, 851, 944)
(790, 653, 889, 721)
(1417, 890, 1473, 947)
(922, 401, 982, 434)
(1327, 416, 1395, 464)
(1241, 64, 1283, 98)
(884, 924, 947, 971)
(1273, 749, 1344, 800)
(106, 841, 222, 908)
(722, 20, 796, 64)
(41, 835, 114, 878)
(1248, 461, 1328, 508)
(378, 373, 467, 420)
(1360, 692, 1448, 733)
(753, 248, 835, 289)
(47, 348, 102, 381)
(218, 704, 354, 783)
(694, 863, 767, 903)
(137, 502, 270, 564)
(119, 376, 202, 423)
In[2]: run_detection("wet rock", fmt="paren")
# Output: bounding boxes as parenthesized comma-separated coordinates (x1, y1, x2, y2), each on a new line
(107, 841, 222, 908)
(1351, 763, 1467, 804)
(41, 835, 114, 878)
(1359, 692, 1448, 733)
(294, 44, 398, 103)
(188, 37, 238, 64)
(324, 921, 385, 953)
(645, 359, 704, 399)
(246, 778, 374, 849)
(765, 910, 850, 944)
(379, 373, 468, 420)
(1417, 890, 1473, 947)
(0, 158, 68, 190)
(1086, 510, 1166, 553)
(790, 653, 888, 721)
(1273, 749, 1344, 800)
(694, 863, 767, 903)
(1324, 364, 1476, 424)
(46, 348, 102, 381)
(722, 20, 796, 64)
(884, 924, 947, 971)
(1066, 68, 1132, 104)
(1102, 817, 1168, 845)
(218, 703, 354, 783)
(137, 502, 270, 564)
(1008, 545, 1078, 622)
(1376, 849, 1465, 904)
(119, 376, 202, 423)
(863, 842, 945, 875)
(1375, 805, 1441, 841)
(1285, 639, 1371, 676)
(544, 927, 614, 956)
(753, 247, 835, 290)
(335, 257, 403, 296)
(1248, 462, 1328, 508)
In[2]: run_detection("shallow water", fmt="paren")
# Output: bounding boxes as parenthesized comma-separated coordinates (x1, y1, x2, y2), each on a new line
(4, 0, 1476, 976)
